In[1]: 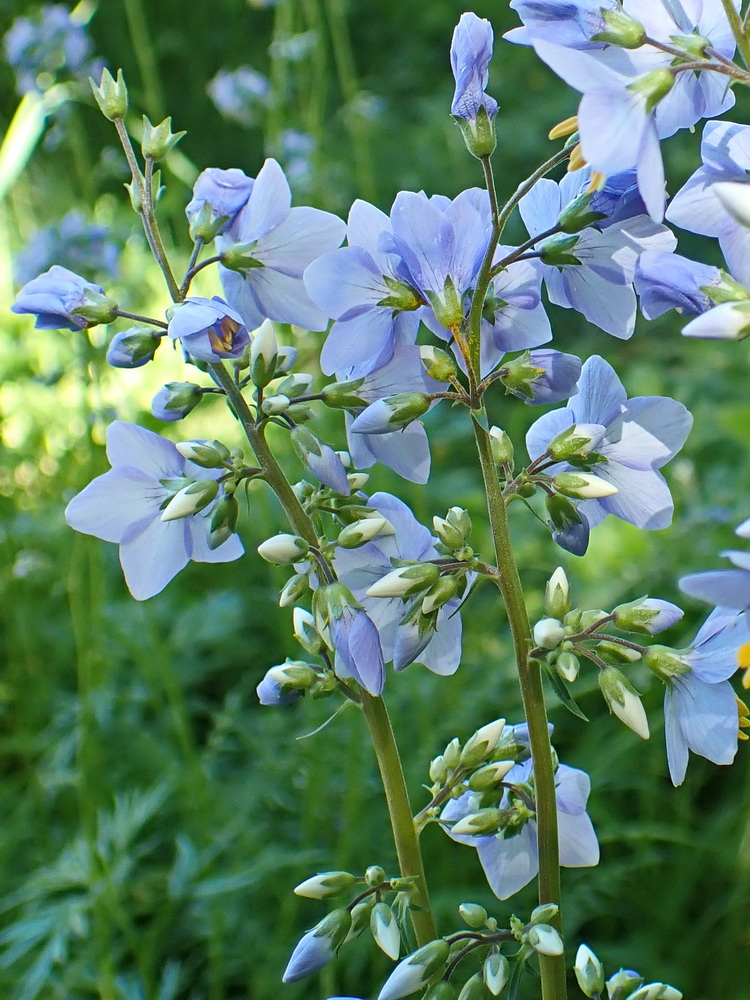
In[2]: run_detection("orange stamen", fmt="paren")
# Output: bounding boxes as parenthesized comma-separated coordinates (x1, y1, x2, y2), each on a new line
(548, 115, 578, 140)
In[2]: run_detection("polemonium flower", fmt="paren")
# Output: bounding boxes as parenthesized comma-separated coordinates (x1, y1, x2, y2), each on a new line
(519, 176, 676, 337)
(185, 167, 255, 235)
(450, 12, 497, 118)
(167, 296, 250, 362)
(12, 265, 109, 330)
(256, 671, 303, 707)
(218, 158, 346, 331)
(635, 252, 722, 320)
(305, 200, 423, 377)
(680, 519, 750, 612)
(291, 426, 352, 495)
(441, 758, 599, 899)
(64, 422, 243, 600)
(328, 600, 386, 696)
(667, 121, 750, 285)
(682, 300, 750, 340)
(647, 608, 745, 785)
(505, 349, 582, 405)
(505, 0, 620, 49)
(333, 493, 464, 675)
(527, 355, 693, 530)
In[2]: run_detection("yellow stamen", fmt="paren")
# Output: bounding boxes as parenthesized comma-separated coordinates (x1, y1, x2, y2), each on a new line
(738, 641, 750, 670)
(736, 694, 749, 715)
(586, 170, 607, 194)
(548, 115, 578, 140)
(740, 717, 750, 729)
(567, 143, 587, 173)
(739, 731, 749, 741)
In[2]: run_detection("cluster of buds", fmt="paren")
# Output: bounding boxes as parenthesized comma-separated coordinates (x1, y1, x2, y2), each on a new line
(575, 944, 681, 1000)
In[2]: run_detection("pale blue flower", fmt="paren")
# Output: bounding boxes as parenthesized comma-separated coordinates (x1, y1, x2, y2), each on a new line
(527, 355, 693, 530)
(450, 12, 498, 121)
(12, 265, 106, 330)
(256, 672, 302, 706)
(167, 296, 250, 362)
(680, 517, 750, 612)
(4, 3, 98, 95)
(662, 608, 745, 785)
(65, 421, 243, 600)
(218, 158, 346, 331)
(185, 167, 255, 235)
(635, 252, 722, 320)
(441, 758, 599, 899)
(329, 604, 385, 696)
(506, 0, 618, 49)
(207, 67, 270, 128)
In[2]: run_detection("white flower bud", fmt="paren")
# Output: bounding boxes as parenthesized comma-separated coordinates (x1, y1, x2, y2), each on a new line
(714, 180, 750, 229)
(293, 870, 357, 899)
(250, 318, 279, 388)
(337, 516, 394, 549)
(347, 472, 370, 491)
(599, 666, 650, 740)
(293, 607, 325, 655)
(175, 439, 229, 467)
(257, 533, 310, 564)
(544, 567, 570, 618)
(460, 719, 506, 768)
(450, 808, 501, 837)
(458, 903, 488, 928)
(442, 737, 461, 769)
(483, 952, 509, 996)
(160, 479, 219, 521)
(366, 563, 440, 598)
(468, 759, 515, 790)
(574, 944, 605, 998)
(377, 940, 450, 1000)
(554, 472, 618, 500)
(527, 924, 563, 956)
(629, 985, 682, 1000)
(556, 651, 580, 683)
(533, 617, 566, 650)
(371, 902, 401, 960)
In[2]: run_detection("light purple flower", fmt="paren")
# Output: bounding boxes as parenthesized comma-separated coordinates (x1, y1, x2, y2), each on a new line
(167, 296, 250, 362)
(527, 355, 693, 530)
(256, 672, 303, 706)
(519, 177, 676, 337)
(329, 603, 386, 696)
(450, 12, 498, 121)
(218, 158, 346, 331)
(305, 200, 423, 377)
(680, 518, 750, 612)
(667, 120, 750, 286)
(11, 265, 106, 330)
(291, 427, 352, 495)
(506, 0, 619, 49)
(635, 251, 722, 320)
(185, 167, 255, 234)
(517, 350, 582, 405)
(64, 421, 243, 600)
(441, 758, 599, 899)
(333, 492, 464, 676)
(661, 608, 745, 785)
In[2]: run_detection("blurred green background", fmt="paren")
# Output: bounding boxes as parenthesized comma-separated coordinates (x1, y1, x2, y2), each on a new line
(1, 1, 750, 998)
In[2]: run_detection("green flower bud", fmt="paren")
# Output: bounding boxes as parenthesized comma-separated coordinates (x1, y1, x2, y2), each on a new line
(365, 865, 386, 887)
(547, 423, 604, 464)
(433, 515, 466, 551)
(422, 575, 460, 615)
(294, 870, 357, 899)
(321, 378, 367, 409)
(429, 754, 448, 784)
(468, 759, 514, 790)
(346, 898, 375, 942)
(371, 902, 401, 960)
(279, 573, 310, 608)
(141, 115, 186, 160)
(670, 32, 710, 58)
(591, 8, 646, 47)
(529, 903, 559, 925)
(458, 903, 488, 929)
(629, 985, 682, 1000)
(366, 562, 441, 599)
(628, 68, 674, 113)
(457, 972, 489, 1000)
(443, 737, 461, 770)
(599, 666, 650, 740)
(558, 193, 607, 234)
(160, 479, 219, 521)
(208, 492, 239, 548)
(72, 288, 119, 325)
(450, 808, 502, 837)
(261, 394, 290, 415)
(420, 344, 458, 381)
(423, 983, 457, 1000)
(596, 640, 642, 665)
(538, 233, 582, 268)
(90, 67, 128, 120)
(175, 439, 230, 468)
(461, 719, 506, 769)
(377, 939, 451, 1000)
(574, 945, 605, 999)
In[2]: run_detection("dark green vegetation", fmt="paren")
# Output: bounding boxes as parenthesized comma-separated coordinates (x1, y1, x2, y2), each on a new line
(1, 1, 750, 997)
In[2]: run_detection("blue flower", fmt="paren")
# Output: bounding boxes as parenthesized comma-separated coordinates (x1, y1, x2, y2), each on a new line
(506, 0, 619, 49)
(167, 296, 250, 363)
(527, 355, 693, 530)
(11, 265, 107, 330)
(185, 167, 255, 235)
(65, 421, 243, 600)
(329, 603, 385, 696)
(441, 758, 599, 899)
(657, 609, 745, 786)
(514, 350, 582, 405)
(333, 492, 465, 675)
(680, 518, 750, 612)
(218, 158, 346, 332)
(635, 252, 722, 320)
(667, 120, 750, 287)
(450, 12, 498, 122)
(519, 175, 676, 338)
(256, 671, 303, 707)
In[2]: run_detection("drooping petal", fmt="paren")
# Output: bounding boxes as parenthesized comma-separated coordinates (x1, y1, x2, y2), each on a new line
(118, 517, 191, 601)
(476, 824, 539, 900)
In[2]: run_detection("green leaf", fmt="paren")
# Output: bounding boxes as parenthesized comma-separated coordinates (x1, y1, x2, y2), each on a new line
(541, 660, 590, 722)
(0, 87, 70, 201)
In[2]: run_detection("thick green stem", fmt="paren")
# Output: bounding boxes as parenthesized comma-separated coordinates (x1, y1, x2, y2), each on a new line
(720, 0, 750, 68)
(360, 692, 437, 946)
(472, 420, 567, 1000)
(209, 362, 437, 942)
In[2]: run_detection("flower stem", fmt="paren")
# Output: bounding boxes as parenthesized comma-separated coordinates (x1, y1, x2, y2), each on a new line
(209, 361, 437, 944)
(472, 418, 567, 1000)
(720, 0, 750, 68)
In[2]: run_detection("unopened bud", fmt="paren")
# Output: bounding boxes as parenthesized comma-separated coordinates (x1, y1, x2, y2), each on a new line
(420, 344, 458, 381)
(161, 479, 218, 521)
(433, 515, 466, 551)
(556, 651, 580, 683)
(547, 423, 604, 463)
(106, 327, 159, 368)
(598, 666, 650, 740)
(429, 754, 448, 784)
(90, 67, 128, 120)
(529, 903, 559, 925)
(483, 953, 509, 996)
(72, 288, 119, 325)
(458, 903, 488, 929)
(456, 972, 488, 1000)
(450, 808, 501, 837)
(141, 115, 186, 160)
(526, 924, 563, 956)
(151, 381, 203, 422)
(365, 865, 386, 887)
(377, 939, 451, 1000)
(422, 575, 459, 614)
(350, 393, 431, 435)
(612, 597, 683, 635)
(468, 759, 514, 790)
(257, 533, 310, 564)
(443, 737, 461, 769)
(629, 985, 682, 1000)
(176, 439, 230, 468)
(366, 562, 441, 599)
(461, 719, 506, 768)
(262, 394, 290, 415)
(574, 944, 605, 998)
(293, 608, 325, 655)
(337, 516, 394, 549)
(294, 870, 357, 899)
(533, 617, 566, 650)
(554, 472, 618, 500)
(321, 378, 367, 409)
(606, 969, 644, 1000)
(250, 319, 279, 388)
(279, 573, 309, 607)
(489, 425, 514, 466)
(591, 8, 646, 47)
(371, 902, 401, 960)
(544, 567, 570, 618)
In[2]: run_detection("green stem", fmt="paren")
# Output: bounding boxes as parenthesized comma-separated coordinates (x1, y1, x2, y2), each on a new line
(209, 362, 437, 943)
(720, 0, 750, 67)
(472, 420, 566, 1000)
(360, 692, 437, 946)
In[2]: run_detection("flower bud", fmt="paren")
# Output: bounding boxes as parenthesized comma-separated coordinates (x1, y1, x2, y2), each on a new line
(365, 864, 386, 887)
(526, 924, 563, 956)
(544, 567, 570, 619)
(188, 201, 229, 243)
(596, 640, 642, 665)
(606, 969, 644, 1000)
(267, 661, 318, 691)
(629, 67, 674, 113)
(337, 516, 394, 549)
(257, 533, 310, 564)
(346, 898, 375, 942)
(629, 985, 682, 1000)
(151, 382, 203, 422)
(468, 759, 514, 790)
(533, 618, 566, 650)
(612, 597, 683, 635)
(591, 8, 646, 47)
(371, 902, 401, 960)
(420, 344, 458, 381)
(458, 903, 488, 929)
(433, 516, 466, 551)
(208, 493, 239, 549)
(321, 378, 367, 409)
(90, 68, 128, 120)
(293, 608, 325, 655)
(461, 719, 506, 769)
(347, 472, 370, 491)
(643, 645, 691, 681)
(72, 288, 119, 325)
(422, 575, 460, 615)
(555, 651, 580, 683)
(294, 870, 357, 900)
(106, 327, 159, 368)
(377, 939, 451, 1000)
(487, 426, 513, 467)
(547, 423, 605, 463)
(443, 737, 461, 769)
(554, 472, 618, 500)
(175, 440, 230, 468)
(141, 116, 186, 160)
(350, 393, 431, 435)
(483, 953, 509, 996)
(249, 319, 279, 388)
(282, 908, 351, 983)
(160, 479, 219, 522)
(366, 563, 441, 599)
(261, 394, 290, 415)
(456, 972, 488, 1000)
(279, 573, 310, 607)
(557, 193, 607, 235)
(423, 982, 457, 1000)
(429, 754, 448, 784)
(538, 233, 582, 268)
(529, 903, 559, 925)
(450, 808, 502, 837)
(574, 944, 605, 998)
(598, 666, 650, 740)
